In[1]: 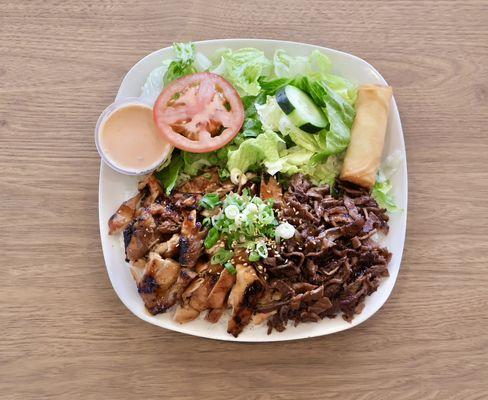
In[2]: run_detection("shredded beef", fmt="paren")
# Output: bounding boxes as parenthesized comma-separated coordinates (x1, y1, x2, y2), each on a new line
(262, 175, 392, 334)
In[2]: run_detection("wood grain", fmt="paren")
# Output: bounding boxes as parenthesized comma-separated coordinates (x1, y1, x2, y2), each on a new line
(1, 1, 487, 399)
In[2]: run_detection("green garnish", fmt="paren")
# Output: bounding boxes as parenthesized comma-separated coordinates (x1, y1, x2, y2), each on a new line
(248, 251, 260, 262)
(211, 248, 234, 265)
(203, 190, 278, 263)
(204, 227, 219, 249)
(224, 262, 237, 275)
(199, 193, 221, 209)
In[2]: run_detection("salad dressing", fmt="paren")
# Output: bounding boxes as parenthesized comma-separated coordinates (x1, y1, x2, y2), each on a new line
(99, 104, 169, 172)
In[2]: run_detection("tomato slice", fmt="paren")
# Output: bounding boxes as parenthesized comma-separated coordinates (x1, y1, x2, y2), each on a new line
(153, 72, 244, 153)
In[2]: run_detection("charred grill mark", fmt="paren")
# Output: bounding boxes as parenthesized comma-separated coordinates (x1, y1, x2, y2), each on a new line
(138, 275, 159, 294)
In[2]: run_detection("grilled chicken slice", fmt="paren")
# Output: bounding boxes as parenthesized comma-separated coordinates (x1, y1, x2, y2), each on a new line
(179, 210, 206, 268)
(151, 234, 180, 258)
(227, 264, 265, 337)
(108, 192, 142, 235)
(173, 277, 204, 324)
(162, 267, 198, 310)
(177, 169, 221, 193)
(173, 274, 215, 323)
(149, 203, 182, 234)
(260, 175, 282, 202)
(206, 308, 225, 323)
(125, 212, 162, 261)
(173, 304, 201, 324)
(207, 269, 236, 309)
(195, 260, 211, 274)
(138, 175, 163, 207)
(189, 275, 214, 311)
(135, 254, 180, 314)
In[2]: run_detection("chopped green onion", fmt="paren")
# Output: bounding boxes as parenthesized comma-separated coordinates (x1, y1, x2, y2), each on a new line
(255, 241, 268, 258)
(248, 251, 260, 262)
(258, 208, 275, 225)
(275, 222, 295, 240)
(224, 204, 240, 220)
(211, 248, 234, 265)
(224, 262, 237, 275)
(199, 193, 221, 209)
(202, 217, 212, 228)
(204, 227, 219, 249)
(242, 203, 258, 216)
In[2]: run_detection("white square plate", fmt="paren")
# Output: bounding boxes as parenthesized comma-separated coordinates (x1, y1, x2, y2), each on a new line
(98, 39, 407, 342)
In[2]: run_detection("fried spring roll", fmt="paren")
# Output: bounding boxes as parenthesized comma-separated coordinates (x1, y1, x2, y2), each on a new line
(340, 85, 393, 189)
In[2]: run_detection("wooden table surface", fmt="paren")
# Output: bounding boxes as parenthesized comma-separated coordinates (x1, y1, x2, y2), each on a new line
(2, 1, 487, 399)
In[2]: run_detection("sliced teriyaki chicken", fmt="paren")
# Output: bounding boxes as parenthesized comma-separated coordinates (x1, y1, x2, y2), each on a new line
(173, 304, 201, 324)
(138, 175, 163, 207)
(133, 253, 181, 315)
(179, 210, 206, 268)
(173, 273, 215, 324)
(177, 169, 221, 194)
(108, 192, 142, 234)
(206, 308, 225, 323)
(173, 277, 204, 324)
(207, 269, 236, 309)
(227, 264, 265, 337)
(125, 212, 161, 262)
(161, 267, 198, 311)
(151, 234, 180, 258)
(145, 202, 182, 234)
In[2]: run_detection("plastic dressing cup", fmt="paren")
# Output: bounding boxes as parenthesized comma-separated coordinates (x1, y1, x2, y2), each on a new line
(94, 97, 172, 176)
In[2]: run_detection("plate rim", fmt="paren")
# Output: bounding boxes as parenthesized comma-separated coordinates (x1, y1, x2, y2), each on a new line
(98, 38, 408, 342)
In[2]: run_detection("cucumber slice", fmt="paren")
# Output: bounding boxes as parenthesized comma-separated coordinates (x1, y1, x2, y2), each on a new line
(276, 85, 327, 133)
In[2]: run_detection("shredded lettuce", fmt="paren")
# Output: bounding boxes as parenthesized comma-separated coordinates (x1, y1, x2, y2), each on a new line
(264, 146, 312, 175)
(141, 62, 171, 103)
(372, 151, 402, 212)
(303, 154, 343, 186)
(255, 96, 283, 131)
(155, 153, 184, 195)
(182, 152, 220, 176)
(372, 180, 398, 212)
(143, 43, 363, 191)
(163, 42, 197, 85)
(258, 77, 292, 95)
(211, 48, 272, 96)
(227, 130, 286, 183)
(273, 49, 332, 79)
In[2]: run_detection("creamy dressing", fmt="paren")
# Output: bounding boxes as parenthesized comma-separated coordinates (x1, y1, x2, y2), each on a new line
(99, 104, 169, 172)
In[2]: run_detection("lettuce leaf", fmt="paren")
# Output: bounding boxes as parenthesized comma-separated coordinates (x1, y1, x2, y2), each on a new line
(255, 96, 283, 132)
(155, 153, 184, 195)
(182, 152, 220, 176)
(279, 115, 324, 152)
(264, 146, 312, 175)
(303, 154, 343, 186)
(274, 49, 332, 79)
(372, 150, 402, 212)
(211, 48, 272, 96)
(372, 180, 399, 212)
(257, 77, 292, 95)
(141, 62, 171, 103)
(293, 77, 355, 155)
(322, 73, 357, 106)
(227, 130, 286, 183)
(163, 42, 197, 85)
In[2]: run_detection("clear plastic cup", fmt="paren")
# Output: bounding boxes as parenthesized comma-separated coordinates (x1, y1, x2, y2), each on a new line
(94, 97, 172, 175)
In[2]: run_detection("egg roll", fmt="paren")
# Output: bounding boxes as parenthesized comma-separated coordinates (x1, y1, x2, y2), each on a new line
(340, 85, 393, 189)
